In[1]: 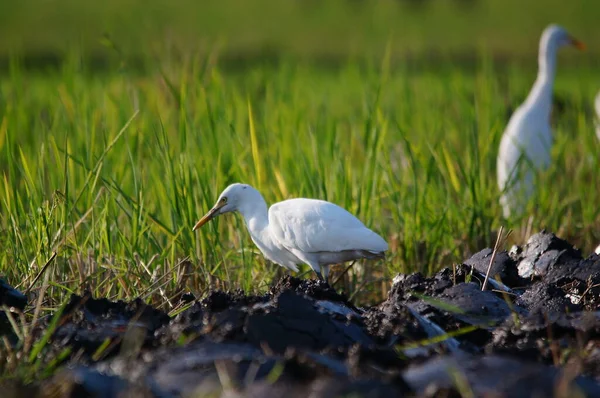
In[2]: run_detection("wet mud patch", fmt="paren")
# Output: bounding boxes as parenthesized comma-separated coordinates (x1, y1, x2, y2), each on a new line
(37, 292, 171, 365)
(4, 231, 600, 397)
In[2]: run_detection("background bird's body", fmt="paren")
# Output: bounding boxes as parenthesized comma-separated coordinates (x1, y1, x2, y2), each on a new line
(194, 183, 388, 280)
(496, 24, 583, 218)
(497, 87, 553, 218)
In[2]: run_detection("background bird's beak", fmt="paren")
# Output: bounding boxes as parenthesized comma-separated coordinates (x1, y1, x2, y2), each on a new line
(569, 37, 586, 50)
(192, 202, 225, 231)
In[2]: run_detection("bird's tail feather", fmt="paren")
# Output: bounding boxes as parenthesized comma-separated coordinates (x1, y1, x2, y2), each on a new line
(362, 250, 386, 260)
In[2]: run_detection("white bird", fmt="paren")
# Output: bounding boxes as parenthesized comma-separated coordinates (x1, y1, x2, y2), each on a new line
(595, 91, 600, 143)
(192, 183, 388, 280)
(497, 24, 585, 218)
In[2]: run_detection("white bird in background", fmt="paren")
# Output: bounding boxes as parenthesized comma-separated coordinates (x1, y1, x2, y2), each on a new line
(497, 24, 585, 218)
(595, 90, 600, 143)
(193, 183, 388, 280)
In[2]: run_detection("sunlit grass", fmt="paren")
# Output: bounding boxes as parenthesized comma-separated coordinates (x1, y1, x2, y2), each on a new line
(0, 0, 598, 385)
(1, 49, 599, 309)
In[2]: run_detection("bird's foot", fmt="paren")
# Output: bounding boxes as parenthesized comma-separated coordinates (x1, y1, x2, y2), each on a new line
(320, 273, 331, 286)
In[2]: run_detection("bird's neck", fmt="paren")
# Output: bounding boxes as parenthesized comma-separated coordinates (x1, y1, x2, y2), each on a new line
(238, 197, 270, 237)
(524, 44, 557, 115)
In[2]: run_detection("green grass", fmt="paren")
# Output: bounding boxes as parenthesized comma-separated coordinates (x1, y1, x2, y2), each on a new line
(2, 51, 599, 308)
(0, 1, 600, 310)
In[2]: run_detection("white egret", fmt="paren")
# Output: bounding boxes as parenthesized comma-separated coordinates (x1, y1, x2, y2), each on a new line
(497, 24, 585, 218)
(192, 183, 388, 280)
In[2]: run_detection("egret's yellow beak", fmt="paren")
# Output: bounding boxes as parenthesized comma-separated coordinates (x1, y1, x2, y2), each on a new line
(570, 37, 586, 50)
(192, 201, 226, 231)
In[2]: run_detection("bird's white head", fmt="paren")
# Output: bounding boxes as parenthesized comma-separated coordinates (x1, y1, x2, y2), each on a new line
(192, 183, 264, 231)
(540, 24, 585, 54)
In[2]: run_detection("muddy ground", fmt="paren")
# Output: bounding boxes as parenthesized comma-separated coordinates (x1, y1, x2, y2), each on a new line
(3, 231, 600, 397)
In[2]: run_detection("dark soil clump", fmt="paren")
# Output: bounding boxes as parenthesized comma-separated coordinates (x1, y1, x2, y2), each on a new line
(3, 230, 600, 397)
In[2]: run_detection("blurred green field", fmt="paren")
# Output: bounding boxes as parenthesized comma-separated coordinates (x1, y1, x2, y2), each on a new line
(1, 0, 600, 308)
(0, 0, 599, 66)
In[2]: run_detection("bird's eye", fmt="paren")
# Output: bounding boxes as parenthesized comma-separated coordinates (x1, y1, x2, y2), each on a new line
(221, 197, 227, 204)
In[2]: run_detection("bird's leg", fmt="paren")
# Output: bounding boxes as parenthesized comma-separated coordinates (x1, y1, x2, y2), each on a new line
(315, 270, 324, 282)
(321, 264, 330, 284)
(331, 261, 356, 286)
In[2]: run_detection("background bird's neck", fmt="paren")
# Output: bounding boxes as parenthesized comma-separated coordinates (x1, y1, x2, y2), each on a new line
(524, 45, 556, 114)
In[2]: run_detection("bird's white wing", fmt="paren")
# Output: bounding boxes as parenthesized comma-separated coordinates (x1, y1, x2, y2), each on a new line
(268, 199, 388, 254)
(497, 106, 552, 191)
